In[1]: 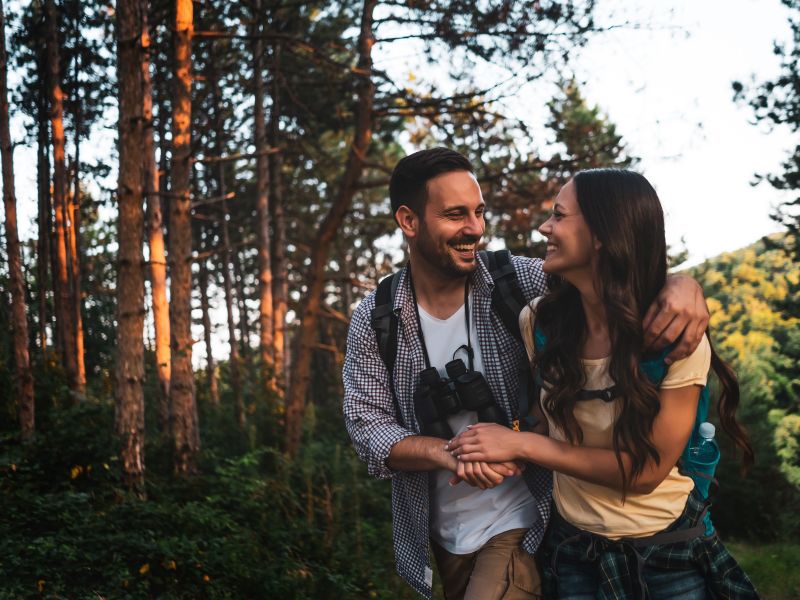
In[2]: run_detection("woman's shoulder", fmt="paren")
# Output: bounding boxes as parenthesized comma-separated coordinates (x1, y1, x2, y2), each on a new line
(519, 296, 546, 361)
(661, 334, 712, 389)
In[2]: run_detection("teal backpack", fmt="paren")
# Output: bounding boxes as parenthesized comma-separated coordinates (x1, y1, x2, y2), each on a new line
(532, 324, 717, 535)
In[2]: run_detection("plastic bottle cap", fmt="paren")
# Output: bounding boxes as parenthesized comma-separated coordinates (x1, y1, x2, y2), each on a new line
(699, 422, 715, 440)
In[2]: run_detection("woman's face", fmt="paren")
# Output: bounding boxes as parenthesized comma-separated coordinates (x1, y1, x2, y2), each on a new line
(538, 179, 598, 282)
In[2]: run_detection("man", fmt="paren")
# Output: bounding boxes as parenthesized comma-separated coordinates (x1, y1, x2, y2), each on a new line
(342, 148, 708, 599)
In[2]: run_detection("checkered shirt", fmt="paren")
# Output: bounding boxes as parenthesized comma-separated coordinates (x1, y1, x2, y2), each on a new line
(342, 254, 552, 598)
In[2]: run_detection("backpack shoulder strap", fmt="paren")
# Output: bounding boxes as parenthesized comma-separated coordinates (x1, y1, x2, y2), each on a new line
(369, 272, 404, 426)
(371, 272, 399, 377)
(479, 249, 526, 343)
(641, 345, 713, 476)
(640, 346, 672, 385)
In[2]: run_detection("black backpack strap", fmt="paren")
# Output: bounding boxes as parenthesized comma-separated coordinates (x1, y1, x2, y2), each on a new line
(370, 272, 404, 427)
(479, 250, 526, 343)
(479, 250, 535, 430)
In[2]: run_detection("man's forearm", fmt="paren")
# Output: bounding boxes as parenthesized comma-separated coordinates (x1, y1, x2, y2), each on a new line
(387, 435, 457, 472)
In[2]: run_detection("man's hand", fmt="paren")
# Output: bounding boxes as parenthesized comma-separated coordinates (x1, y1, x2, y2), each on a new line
(448, 460, 525, 489)
(643, 274, 709, 364)
(386, 436, 521, 490)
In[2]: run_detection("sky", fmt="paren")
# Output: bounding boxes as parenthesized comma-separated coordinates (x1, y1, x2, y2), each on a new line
(369, 0, 796, 267)
(3, 0, 796, 364)
(535, 0, 795, 265)
(7, 0, 795, 265)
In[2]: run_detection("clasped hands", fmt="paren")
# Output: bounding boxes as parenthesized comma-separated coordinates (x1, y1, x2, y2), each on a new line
(445, 422, 524, 490)
(444, 427, 525, 490)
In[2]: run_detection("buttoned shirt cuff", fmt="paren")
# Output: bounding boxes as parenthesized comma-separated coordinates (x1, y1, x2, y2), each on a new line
(368, 425, 417, 480)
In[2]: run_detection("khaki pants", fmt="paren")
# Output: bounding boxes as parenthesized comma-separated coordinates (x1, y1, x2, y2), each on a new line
(431, 528, 542, 600)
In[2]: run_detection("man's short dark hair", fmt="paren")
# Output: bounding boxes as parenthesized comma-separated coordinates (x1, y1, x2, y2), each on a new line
(389, 148, 474, 216)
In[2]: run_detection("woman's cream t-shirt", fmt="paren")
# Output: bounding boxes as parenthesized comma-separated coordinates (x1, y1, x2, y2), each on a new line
(519, 299, 711, 539)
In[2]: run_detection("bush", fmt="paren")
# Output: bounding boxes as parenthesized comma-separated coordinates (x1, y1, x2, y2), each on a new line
(0, 397, 414, 599)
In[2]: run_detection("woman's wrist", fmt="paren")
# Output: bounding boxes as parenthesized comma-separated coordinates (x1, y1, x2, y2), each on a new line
(515, 431, 539, 463)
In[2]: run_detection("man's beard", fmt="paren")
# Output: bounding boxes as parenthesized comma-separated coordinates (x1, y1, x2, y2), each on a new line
(416, 219, 480, 278)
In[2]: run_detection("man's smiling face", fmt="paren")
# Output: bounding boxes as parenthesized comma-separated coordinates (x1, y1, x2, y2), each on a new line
(414, 170, 486, 278)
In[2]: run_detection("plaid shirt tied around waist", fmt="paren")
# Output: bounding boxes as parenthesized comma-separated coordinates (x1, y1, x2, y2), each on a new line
(343, 254, 551, 598)
(543, 489, 760, 600)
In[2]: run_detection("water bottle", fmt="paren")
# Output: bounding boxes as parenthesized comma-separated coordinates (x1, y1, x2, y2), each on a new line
(690, 422, 719, 464)
(686, 421, 719, 536)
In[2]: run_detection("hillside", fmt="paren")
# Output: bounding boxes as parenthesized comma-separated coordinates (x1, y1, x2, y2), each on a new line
(688, 234, 800, 540)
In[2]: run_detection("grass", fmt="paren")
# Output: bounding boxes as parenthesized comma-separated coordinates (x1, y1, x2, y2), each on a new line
(726, 542, 800, 600)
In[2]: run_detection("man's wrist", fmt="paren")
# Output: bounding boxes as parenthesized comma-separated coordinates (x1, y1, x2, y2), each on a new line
(433, 441, 458, 472)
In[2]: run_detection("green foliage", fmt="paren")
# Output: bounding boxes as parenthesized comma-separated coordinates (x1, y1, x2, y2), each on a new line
(546, 79, 637, 173)
(0, 396, 415, 599)
(772, 410, 800, 487)
(689, 234, 800, 540)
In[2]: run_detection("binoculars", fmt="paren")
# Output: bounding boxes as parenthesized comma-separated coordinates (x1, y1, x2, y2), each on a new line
(413, 358, 506, 439)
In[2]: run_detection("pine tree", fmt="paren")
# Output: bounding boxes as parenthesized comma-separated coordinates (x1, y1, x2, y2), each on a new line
(114, 0, 147, 494)
(734, 0, 800, 259)
(0, 0, 35, 442)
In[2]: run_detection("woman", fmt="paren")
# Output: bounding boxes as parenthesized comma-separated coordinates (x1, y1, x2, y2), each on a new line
(446, 169, 758, 599)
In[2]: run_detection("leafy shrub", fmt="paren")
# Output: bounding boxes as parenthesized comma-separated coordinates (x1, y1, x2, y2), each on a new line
(0, 397, 414, 599)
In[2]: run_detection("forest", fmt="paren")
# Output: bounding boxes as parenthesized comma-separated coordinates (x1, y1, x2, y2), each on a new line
(0, 0, 798, 598)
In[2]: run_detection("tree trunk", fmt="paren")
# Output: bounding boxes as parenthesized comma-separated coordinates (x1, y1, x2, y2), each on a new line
(169, 0, 199, 474)
(210, 75, 243, 424)
(250, 0, 275, 392)
(142, 11, 171, 429)
(36, 74, 50, 355)
(198, 252, 219, 406)
(69, 46, 86, 391)
(67, 160, 86, 391)
(220, 211, 243, 424)
(114, 0, 146, 495)
(269, 41, 288, 396)
(232, 246, 251, 350)
(285, 0, 377, 458)
(45, 0, 79, 393)
(342, 249, 354, 318)
(157, 86, 170, 229)
(0, 0, 35, 442)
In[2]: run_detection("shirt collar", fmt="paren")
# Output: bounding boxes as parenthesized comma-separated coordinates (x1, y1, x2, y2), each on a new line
(393, 253, 495, 319)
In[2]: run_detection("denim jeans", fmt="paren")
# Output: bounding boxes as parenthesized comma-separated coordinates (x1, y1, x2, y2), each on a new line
(542, 496, 712, 600)
(552, 553, 709, 599)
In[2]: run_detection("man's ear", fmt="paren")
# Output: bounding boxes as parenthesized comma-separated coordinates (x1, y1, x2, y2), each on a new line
(395, 205, 419, 238)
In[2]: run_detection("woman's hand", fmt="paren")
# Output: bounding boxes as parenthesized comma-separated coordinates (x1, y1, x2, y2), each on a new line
(446, 423, 522, 463)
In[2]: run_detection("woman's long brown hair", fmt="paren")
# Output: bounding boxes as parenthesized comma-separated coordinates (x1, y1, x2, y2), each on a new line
(533, 169, 753, 496)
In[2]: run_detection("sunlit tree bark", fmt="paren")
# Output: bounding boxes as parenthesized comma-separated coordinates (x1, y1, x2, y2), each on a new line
(66, 163, 86, 390)
(68, 47, 85, 390)
(45, 0, 80, 393)
(169, 0, 200, 474)
(36, 68, 50, 355)
(142, 9, 171, 424)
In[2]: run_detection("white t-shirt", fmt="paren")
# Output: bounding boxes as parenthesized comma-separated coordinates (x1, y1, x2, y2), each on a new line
(420, 296, 538, 554)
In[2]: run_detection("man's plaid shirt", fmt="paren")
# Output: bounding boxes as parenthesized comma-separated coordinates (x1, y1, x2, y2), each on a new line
(343, 254, 552, 598)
